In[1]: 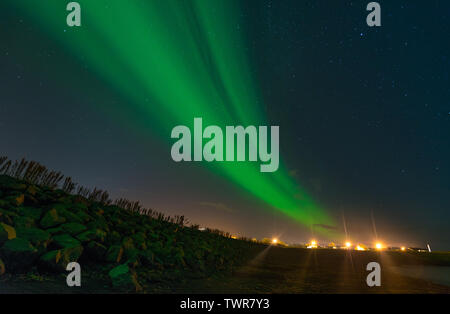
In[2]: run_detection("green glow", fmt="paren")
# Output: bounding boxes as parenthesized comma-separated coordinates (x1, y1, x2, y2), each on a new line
(9, 0, 337, 237)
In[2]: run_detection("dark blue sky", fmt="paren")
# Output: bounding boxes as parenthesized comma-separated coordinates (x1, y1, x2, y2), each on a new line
(1, 1, 449, 249)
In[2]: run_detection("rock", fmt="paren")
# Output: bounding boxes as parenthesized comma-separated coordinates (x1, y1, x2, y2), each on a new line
(76, 229, 106, 243)
(24, 194, 39, 206)
(46, 226, 64, 235)
(25, 185, 38, 196)
(39, 250, 62, 272)
(75, 210, 92, 223)
(0, 238, 38, 272)
(61, 223, 87, 235)
(106, 231, 121, 245)
(131, 232, 147, 250)
(71, 201, 88, 212)
(139, 250, 155, 267)
(16, 227, 50, 246)
(105, 245, 124, 263)
(51, 234, 81, 249)
(61, 245, 83, 264)
(0, 258, 5, 275)
(13, 216, 35, 229)
(0, 208, 17, 225)
(4, 194, 25, 207)
(40, 208, 66, 229)
(16, 206, 42, 220)
(108, 264, 142, 292)
(58, 208, 84, 224)
(122, 237, 135, 251)
(76, 229, 96, 242)
(0, 223, 16, 244)
(87, 218, 109, 232)
(86, 241, 107, 261)
(15, 194, 25, 206)
(124, 248, 140, 267)
(39, 246, 83, 272)
(95, 229, 107, 242)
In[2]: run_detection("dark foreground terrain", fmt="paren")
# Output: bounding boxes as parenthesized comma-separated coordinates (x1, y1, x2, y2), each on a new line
(1, 246, 450, 293)
(181, 247, 450, 294)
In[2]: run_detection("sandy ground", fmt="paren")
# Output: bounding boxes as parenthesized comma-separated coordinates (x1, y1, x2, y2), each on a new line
(172, 247, 450, 294)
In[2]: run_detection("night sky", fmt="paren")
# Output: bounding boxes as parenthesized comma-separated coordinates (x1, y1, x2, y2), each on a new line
(1, 1, 449, 249)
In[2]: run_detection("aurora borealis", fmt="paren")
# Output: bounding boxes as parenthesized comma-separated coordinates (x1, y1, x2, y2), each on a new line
(4, 0, 335, 237)
(1, 1, 449, 249)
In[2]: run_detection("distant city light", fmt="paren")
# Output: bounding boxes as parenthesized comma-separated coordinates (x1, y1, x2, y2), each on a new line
(401, 246, 406, 251)
(272, 238, 278, 244)
(355, 245, 365, 251)
(307, 240, 318, 249)
(345, 241, 352, 248)
(375, 242, 383, 250)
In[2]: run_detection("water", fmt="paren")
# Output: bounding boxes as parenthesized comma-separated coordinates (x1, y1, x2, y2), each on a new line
(389, 265, 450, 287)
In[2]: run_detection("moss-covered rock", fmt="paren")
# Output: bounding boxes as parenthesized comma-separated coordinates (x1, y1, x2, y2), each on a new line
(108, 264, 142, 292)
(76, 229, 96, 242)
(124, 248, 141, 267)
(74, 210, 92, 223)
(40, 208, 66, 229)
(87, 218, 109, 232)
(0, 223, 16, 243)
(106, 231, 121, 245)
(105, 245, 124, 263)
(16, 206, 42, 220)
(76, 228, 106, 243)
(131, 232, 147, 250)
(46, 226, 65, 235)
(52, 233, 81, 249)
(39, 249, 62, 272)
(0, 238, 38, 272)
(4, 194, 25, 207)
(13, 216, 35, 229)
(39, 246, 83, 272)
(86, 241, 107, 261)
(0, 208, 18, 225)
(25, 185, 38, 196)
(16, 227, 50, 245)
(139, 250, 155, 267)
(61, 222, 87, 235)
(58, 208, 84, 224)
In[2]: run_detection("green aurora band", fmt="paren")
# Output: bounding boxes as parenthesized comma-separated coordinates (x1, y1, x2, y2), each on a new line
(9, 0, 338, 238)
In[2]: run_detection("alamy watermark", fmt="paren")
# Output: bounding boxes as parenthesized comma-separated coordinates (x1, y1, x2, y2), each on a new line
(171, 118, 279, 173)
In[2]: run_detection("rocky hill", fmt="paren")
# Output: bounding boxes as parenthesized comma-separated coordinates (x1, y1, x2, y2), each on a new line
(0, 173, 264, 292)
